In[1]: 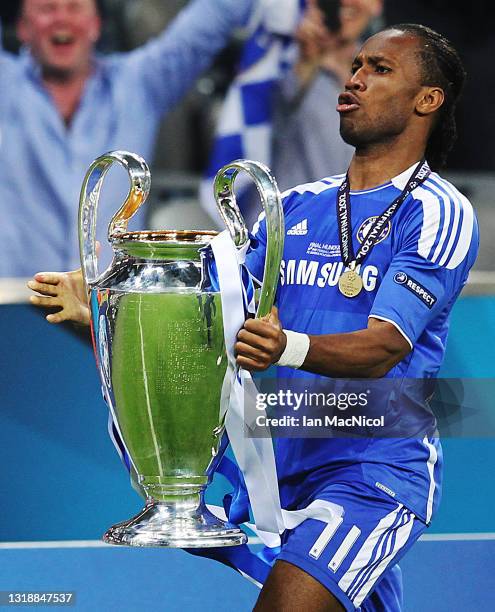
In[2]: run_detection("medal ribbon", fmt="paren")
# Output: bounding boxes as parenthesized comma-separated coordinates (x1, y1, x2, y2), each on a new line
(336, 159, 431, 269)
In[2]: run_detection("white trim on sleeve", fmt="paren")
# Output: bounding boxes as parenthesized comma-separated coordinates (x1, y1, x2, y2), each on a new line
(368, 314, 414, 350)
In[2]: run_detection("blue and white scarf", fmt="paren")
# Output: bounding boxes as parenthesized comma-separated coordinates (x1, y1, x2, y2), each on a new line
(199, 0, 305, 225)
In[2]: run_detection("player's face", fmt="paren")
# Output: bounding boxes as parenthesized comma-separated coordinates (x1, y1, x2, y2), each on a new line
(17, 0, 101, 77)
(338, 30, 425, 148)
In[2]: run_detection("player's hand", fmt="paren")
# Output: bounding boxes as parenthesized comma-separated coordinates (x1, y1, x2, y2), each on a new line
(235, 306, 287, 372)
(27, 267, 90, 326)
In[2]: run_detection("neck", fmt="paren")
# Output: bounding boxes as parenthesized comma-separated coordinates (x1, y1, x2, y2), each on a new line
(41, 61, 91, 85)
(348, 134, 426, 191)
(42, 65, 92, 125)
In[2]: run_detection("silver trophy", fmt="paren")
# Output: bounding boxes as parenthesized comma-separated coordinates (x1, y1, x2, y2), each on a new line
(78, 151, 284, 547)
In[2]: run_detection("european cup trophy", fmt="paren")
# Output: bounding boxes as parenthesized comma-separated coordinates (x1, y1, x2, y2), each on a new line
(78, 151, 284, 547)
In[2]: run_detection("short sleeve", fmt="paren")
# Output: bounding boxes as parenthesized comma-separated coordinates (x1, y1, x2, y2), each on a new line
(370, 183, 479, 348)
(244, 189, 300, 284)
(244, 211, 268, 285)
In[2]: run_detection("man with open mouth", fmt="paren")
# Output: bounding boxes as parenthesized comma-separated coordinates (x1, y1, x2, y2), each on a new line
(233, 23, 478, 611)
(0, 0, 255, 276)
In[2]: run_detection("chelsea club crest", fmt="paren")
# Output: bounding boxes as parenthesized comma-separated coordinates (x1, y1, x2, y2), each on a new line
(357, 216, 391, 245)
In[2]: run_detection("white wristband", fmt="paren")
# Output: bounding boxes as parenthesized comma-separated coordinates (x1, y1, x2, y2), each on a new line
(276, 330, 310, 369)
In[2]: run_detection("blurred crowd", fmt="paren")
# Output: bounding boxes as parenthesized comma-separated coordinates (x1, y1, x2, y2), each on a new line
(0, 0, 493, 277)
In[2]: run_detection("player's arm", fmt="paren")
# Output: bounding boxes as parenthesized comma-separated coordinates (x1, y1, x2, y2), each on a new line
(304, 317, 410, 377)
(239, 189, 410, 378)
(239, 184, 479, 378)
(235, 309, 410, 378)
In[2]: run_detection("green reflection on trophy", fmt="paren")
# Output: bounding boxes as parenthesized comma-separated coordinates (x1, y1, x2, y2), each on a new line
(78, 151, 284, 547)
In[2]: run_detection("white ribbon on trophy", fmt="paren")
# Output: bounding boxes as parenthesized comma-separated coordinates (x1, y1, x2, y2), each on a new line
(211, 231, 343, 549)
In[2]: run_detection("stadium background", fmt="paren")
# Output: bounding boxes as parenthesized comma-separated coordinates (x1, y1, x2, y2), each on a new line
(1, 1, 493, 610)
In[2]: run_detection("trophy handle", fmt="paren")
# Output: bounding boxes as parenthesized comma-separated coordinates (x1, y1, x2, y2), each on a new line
(78, 150, 151, 287)
(213, 160, 284, 319)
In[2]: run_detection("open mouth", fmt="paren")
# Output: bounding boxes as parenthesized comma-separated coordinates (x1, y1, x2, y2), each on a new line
(337, 92, 360, 114)
(50, 33, 76, 48)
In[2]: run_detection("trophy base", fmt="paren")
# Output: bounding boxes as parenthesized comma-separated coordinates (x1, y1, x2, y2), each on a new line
(103, 500, 247, 548)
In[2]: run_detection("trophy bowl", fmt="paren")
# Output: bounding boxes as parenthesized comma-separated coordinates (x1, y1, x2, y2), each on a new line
(78, 151, 283, 547)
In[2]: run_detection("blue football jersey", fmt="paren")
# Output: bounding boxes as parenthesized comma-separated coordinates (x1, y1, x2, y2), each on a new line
(245, 163, 479, 523)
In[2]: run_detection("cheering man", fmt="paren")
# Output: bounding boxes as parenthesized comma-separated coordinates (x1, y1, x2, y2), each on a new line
(30, 23, 478, 612)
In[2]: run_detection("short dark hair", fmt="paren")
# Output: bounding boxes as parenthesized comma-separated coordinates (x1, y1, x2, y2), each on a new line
(384, 23, 467, 170)
(16, 0, 104, 21)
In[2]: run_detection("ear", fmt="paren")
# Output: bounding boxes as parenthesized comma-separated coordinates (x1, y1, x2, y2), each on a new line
(89, 14, 102, 43)
(16, 16, 29, 45)
(371, 0, 384, 19)
(415, 86, 445, 117)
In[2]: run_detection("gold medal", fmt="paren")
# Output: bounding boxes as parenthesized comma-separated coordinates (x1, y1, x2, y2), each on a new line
(336, 161, 430, 300)
(338, 268, 363, 298)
